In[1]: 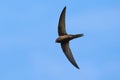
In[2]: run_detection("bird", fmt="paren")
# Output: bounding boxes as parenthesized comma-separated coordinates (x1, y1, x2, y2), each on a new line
(55, 6, 84, 69)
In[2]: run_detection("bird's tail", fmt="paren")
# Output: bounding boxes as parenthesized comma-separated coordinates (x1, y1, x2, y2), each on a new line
(72, 34, 84, 39)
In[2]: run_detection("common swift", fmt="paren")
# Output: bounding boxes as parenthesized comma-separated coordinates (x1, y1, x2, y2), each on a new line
(55, 6, 83, 69)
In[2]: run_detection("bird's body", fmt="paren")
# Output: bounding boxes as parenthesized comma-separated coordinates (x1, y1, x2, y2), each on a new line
(55, 6, 83, 69)
(56, 34, 83, 43)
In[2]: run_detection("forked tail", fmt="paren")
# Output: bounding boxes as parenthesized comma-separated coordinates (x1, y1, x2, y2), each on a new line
(72, 34, 84, 39)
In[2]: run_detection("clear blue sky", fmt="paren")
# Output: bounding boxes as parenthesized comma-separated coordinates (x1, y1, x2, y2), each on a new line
(0, 0, 120, 80)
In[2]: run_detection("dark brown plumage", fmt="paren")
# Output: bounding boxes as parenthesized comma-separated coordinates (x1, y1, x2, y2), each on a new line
(56, 6, 83, 69)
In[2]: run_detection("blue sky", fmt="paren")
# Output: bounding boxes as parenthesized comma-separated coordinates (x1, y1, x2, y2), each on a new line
(0, 0, 120, 80)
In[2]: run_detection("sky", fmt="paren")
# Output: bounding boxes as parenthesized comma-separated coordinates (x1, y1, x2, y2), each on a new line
(0, 0, 120, 80)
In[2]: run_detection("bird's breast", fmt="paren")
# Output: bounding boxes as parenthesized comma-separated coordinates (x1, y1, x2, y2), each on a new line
(56, 35, 71, 43)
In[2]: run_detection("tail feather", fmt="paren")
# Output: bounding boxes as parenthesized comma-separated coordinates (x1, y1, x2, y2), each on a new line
(73, 34, 84, 38)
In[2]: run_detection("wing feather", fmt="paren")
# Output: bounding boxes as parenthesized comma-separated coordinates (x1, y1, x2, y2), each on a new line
(58, 6, 67, 36)
(61, 42, 79, 69)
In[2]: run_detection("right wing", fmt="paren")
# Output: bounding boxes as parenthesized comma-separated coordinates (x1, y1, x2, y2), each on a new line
(61, 42, 79, 69)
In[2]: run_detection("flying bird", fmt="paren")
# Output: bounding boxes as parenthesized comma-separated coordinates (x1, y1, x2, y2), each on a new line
(55, 6, 84, 69)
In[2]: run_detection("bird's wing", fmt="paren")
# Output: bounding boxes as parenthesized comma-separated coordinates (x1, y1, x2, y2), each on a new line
(58, 6, 67, 36)
(61, 42, 79, 69)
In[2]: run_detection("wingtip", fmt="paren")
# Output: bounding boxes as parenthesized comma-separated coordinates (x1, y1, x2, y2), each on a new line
(73, 63, 80, 69)
(63, 6, 66, 10)
(76, 65, 80, 69)
(64, 6, 66, 8)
